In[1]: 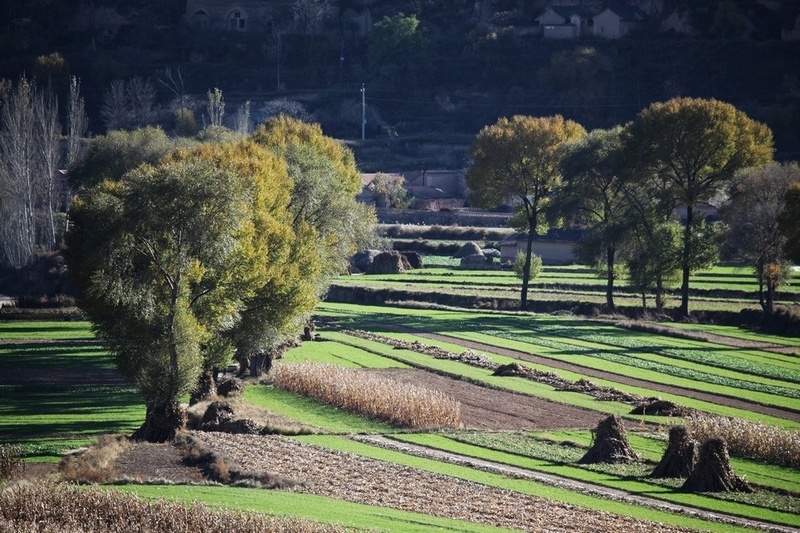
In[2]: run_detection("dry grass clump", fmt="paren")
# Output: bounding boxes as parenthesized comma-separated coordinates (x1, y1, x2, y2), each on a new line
(0, 481, 348, 533)
(58, 434, 131, 484)
(270, 362, 462, 429)
(688, 414, 800, 467)
(0, 444, 24, 480)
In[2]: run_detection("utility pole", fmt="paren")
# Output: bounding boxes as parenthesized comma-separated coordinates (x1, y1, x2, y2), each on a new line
(361, 83, 366, 141)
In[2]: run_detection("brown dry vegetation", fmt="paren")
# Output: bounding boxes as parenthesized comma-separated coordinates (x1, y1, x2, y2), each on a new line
(0, 445, 23, 481)
(59, 435, 131, 484)
(0, 481, 349, 533)
(688, 414, 800, 467)
(270, 361, 462, 429)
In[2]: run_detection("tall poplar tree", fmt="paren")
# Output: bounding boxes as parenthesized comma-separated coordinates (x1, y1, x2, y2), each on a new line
(623, 97, 773, 316)
(466, 115, 585, 310)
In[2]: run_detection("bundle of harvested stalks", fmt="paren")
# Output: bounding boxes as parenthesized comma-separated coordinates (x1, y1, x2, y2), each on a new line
(578, 415, 639, 464)
(681, 438, 753, 493)
(650, 426, 698, 479)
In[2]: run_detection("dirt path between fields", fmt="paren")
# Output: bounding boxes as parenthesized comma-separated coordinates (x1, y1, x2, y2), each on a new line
(367, 367, 605, 430)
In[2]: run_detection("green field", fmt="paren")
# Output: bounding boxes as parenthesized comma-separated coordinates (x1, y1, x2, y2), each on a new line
(2, 307, 798, 532)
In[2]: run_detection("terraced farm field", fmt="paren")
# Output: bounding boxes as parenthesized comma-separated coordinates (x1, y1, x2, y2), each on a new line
(2, 304, 798, 532)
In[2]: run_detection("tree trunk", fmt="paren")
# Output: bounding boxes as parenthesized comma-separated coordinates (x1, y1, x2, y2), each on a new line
(606, 245, 616, 312)
(131, 400, 186, 442)
(655, 274, 664, 313)
(680, 204, 693, 317)
(765, 279, 775, 316)
(757, 258, 765, 311)
(189, 369, 217, 406)
(520, 215, 536, 311)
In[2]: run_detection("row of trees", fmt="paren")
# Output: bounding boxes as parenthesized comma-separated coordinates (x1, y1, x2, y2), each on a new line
(0, 75, 87, 268)
(66, 116, 376, 441)
(466, 97, 796, 317)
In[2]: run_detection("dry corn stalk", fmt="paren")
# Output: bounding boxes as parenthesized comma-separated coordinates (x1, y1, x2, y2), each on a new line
(271, 362, 461, 429)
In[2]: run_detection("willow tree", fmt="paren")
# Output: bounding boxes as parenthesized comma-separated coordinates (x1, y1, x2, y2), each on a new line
(466, 115, 585, 310)
(252, 116, 377, 286)
(623, 97, 774, 317)
(66, 140, 319, 441)
(780, 183, 800, 264)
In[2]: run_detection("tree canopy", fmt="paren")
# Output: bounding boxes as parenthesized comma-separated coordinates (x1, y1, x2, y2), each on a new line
(66, 139, 320, 441)
(779, 183, 800, 264)
(622, 97, 774, 316)
(466, 114, 585, 310)
(67, 127, 195, 190)
(252, 116, 376, 283)
(725, 161, 800, 314)
(559, 126, 628, 311)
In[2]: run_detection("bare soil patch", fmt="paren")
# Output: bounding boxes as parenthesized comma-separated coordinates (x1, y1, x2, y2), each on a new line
(370, 368, 604, 430)
(113, 442, 205, 484)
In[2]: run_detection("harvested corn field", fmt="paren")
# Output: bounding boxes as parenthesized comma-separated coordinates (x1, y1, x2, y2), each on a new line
(191, 432, 691, 533)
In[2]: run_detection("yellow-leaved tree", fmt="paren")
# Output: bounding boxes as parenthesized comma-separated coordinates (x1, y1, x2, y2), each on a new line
(622, 97, 774, 317)
(466, 115, 585, 310)
(66, 140, 321, 442)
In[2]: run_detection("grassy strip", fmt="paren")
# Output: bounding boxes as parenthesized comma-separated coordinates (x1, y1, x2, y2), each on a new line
(281, 338, 411, 369)
(0, 321, 95, 340)
(294, 434, 760, 533)
(0, 342, 114, 371)
(322, 331, 639, 418)
(114, 484, 513, 533)
(666, 322, 800, 348)
(391, 433, 800, 528)
(0, 322, 144, 461)
(485, 328, 800, 405)
(554, 326, 800, 384)
(0, 384, 145, 460)
(242, 384, 396, 434)
(415, 324, 800, 411)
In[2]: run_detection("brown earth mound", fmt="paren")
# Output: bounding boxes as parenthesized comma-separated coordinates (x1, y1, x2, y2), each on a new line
(631, 398, 694, 417)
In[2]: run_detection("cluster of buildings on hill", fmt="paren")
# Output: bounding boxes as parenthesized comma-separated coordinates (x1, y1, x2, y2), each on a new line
(182, 1, 800, 41)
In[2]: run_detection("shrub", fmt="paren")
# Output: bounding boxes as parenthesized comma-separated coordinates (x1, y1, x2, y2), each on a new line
(0, 444, 23, 480)
(174, 108, 198, 137)
(270, 362, 461, 429)
(58, 434, 130, 484)
(512, 252, 542, 280)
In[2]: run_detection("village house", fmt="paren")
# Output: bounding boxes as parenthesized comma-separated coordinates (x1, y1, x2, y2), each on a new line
(592, 5, 648, 38)
(535, 6, 596, 39)
(535, 3, 647, 39)
(497, 229, 584, 265)
(359, 170, 466, 210)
